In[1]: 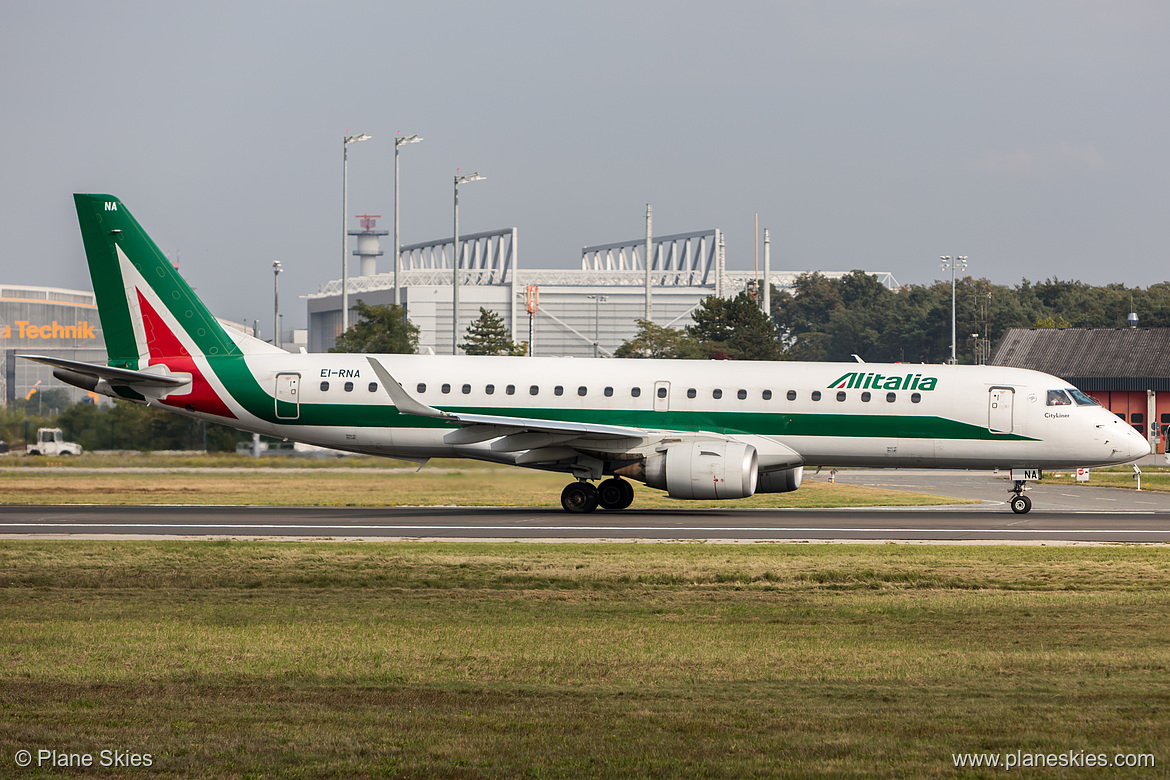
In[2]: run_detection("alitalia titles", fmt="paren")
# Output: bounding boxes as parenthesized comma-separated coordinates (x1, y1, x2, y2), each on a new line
(829, 371, 938, 391)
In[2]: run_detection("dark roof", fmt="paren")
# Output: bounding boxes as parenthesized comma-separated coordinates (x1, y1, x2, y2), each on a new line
(989, 328, 1170, 391)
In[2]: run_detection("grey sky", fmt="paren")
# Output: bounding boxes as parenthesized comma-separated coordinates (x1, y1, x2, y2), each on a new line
(2, 1, 1167, 333)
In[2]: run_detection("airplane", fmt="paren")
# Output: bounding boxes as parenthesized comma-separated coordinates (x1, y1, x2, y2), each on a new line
(22, 194, 1150, 515)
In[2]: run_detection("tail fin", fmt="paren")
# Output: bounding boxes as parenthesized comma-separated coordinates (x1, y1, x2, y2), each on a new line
(74, 194, 242, 368)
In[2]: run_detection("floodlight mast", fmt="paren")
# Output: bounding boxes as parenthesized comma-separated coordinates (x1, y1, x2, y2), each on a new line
(452, 172, 486, 354)
(940, 255, 968, 364)
(341, 132, 371, 333)
(272, 260, 282, 350)
(394, 133, 422, 318)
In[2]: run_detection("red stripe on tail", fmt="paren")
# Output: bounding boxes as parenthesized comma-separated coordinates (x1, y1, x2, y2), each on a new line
(137, 291, 237, 419)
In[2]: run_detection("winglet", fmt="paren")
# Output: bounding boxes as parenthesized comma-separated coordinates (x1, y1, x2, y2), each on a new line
(366, 358, 453, 419)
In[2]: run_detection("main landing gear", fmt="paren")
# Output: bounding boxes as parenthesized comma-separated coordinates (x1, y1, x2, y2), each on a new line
(561, 478, 634, 513)
(1009, 480, 1032, 514)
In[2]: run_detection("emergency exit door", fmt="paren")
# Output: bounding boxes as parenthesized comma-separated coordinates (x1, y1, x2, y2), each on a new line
(653, 381, 671, 412)
(988, 386, 1014, 433)
(275, 373, 300, 420)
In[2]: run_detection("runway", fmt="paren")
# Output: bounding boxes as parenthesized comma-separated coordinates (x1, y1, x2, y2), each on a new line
(3, 469, 1168, 543)
(3, 504, 1170, 542)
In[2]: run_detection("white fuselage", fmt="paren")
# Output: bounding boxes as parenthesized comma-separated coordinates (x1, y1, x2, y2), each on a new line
(170, 353, 1149, 473)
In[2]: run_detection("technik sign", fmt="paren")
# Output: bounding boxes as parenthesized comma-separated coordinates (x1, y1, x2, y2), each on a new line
(2, 320, 98, 341)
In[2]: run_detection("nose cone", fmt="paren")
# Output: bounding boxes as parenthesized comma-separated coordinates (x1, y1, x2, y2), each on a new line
(1126, 426, 1152, 461)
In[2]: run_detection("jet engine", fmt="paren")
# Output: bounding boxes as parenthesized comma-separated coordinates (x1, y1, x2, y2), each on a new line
(618, 441, 758, 499)
(756, 466, 803, 493)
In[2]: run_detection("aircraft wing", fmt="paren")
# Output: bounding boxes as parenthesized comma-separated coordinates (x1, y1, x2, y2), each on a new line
(18, 354, 190, 390)
(366, 357, 805, 472)
(366, 357, 649, 440)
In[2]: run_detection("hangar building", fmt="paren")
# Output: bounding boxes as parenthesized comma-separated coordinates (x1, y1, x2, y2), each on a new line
(0, 285, 107, 408)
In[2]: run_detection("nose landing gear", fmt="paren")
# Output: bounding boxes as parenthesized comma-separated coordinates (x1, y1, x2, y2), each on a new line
(560, 478, 634, 513)
(1009, 480, 1032, 514)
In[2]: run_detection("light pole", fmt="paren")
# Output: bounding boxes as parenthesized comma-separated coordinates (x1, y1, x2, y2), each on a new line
(394, 133, 422, 317)
(272, 260, 282, 350)
(452, 171, 485, 354)
(341, 132, 370, 333)
(940, 255, 967, 364)
(586, 294, 607, 357)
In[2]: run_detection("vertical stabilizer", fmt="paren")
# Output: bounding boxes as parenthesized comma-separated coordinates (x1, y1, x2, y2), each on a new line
(73, 194, 240, 368)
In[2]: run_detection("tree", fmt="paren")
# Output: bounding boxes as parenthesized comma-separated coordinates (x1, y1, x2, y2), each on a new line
(687, 291, 784, 360)
(614, 319, 706, 359)
(330, 300, 419, 354)
(461, 307, 527, 356)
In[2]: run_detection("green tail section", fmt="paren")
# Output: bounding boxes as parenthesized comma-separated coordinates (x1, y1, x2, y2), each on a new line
(73, 194, 240, 368)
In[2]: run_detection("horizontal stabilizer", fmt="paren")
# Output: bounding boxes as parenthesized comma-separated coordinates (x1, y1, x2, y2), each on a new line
(18, 354, 189, 389)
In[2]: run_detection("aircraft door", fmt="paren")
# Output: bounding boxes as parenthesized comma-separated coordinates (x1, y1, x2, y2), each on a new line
(988, 386, 1014, 433)
(275, 373, 300, 420)
(653, 381, 671, 413)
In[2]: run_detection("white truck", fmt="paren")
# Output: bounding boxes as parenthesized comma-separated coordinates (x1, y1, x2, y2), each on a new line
(27, 428, 83, 457)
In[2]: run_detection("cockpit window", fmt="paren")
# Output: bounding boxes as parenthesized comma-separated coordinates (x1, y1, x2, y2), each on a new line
(1066, 388, 1099, 406)
(1046, 389, 1072, 406)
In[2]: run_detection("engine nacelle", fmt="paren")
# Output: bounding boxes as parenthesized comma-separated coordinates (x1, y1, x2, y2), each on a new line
(641, 441, 759, 500)
(757, 466, 803, 493)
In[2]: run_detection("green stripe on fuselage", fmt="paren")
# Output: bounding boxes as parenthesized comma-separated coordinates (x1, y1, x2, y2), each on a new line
(209, 356, 1032, 441)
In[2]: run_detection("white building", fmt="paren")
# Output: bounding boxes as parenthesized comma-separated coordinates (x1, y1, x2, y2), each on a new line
(305, 226, 898, 356)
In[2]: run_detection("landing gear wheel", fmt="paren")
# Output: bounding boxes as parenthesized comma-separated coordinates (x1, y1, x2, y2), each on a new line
(1010, 494, 1032, 514)
(561, 481, 600, 514)
(597, 478, 635, 510)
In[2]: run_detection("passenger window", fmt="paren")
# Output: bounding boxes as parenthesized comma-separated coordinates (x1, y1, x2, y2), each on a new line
(485, 384, 495, 395)
(762, 390, 772, 400)
(441, 384, 451, 394)
(344, 381, 354, 392)
(713, 389, 723, 400)
(604, 387, 614, 397)
(811, 391, 821, 401)
(737, 389, 747, 400)
(687, 388, 697, 399)
(836, 391, 846, 402)
(1047, 389, 1072, 406)
(320, 381, 330, 392)
(630, 387, 640, 398)
(529, 385, 539, 396)
(886, 392, 896, 403)
(554, 386, 564, 396)
(368, 383, 378, 392)
(462, 384, 471, 394)
(861, 391, 871, 402)
(786, 390, 797, 401)
(578, 386, 587, 397)
(506, 385, 516, 395)
(911, 392, 921, 403)
(657, 387, 667, 399)
(416, 383, 426, 393)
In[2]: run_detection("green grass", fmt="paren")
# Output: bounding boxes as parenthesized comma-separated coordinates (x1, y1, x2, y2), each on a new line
(1044, 466, 1170, 492)
(0, 467, 972, 508)
(1, 541, 1167, 778)
(0, 452, 429, 469)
